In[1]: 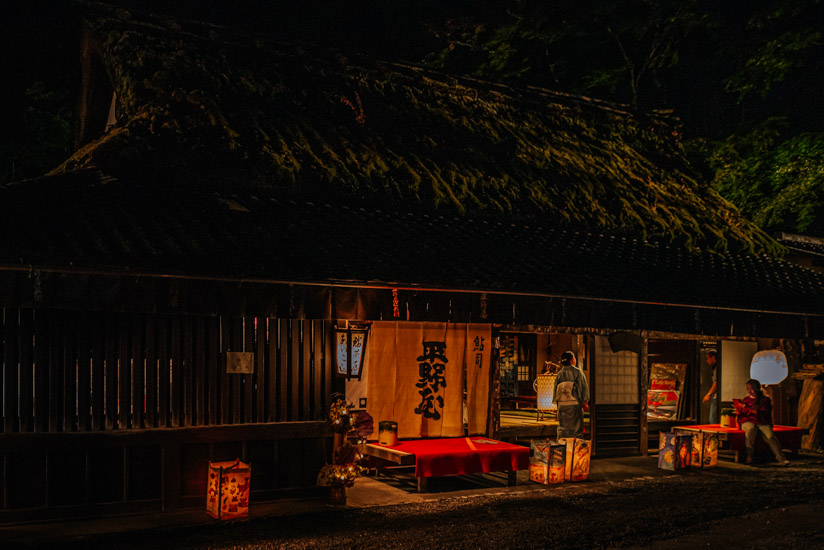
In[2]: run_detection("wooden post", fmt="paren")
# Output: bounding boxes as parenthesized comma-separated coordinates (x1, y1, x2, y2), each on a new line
(798, 379, 823, 450)
(639, 332, 649, 456)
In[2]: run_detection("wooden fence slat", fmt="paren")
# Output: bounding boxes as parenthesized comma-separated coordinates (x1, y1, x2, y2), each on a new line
(34, 310, 49, 432)
(220, 317, 230, 424)
(105, 312, 117, 430)
(232, 318, 242, 424)
(290, 319, 300, 422)
(118, 314, 130, 429)
(145, 315, 157, 428)
(279, 320, 288, 422)
(266, 318, 277, 423)
(244, 317, 253, 424)
(312, 320, 323, 421)
(255, 317, 265, 423)
(301, 321, 311, 421)
(132, 314, 145, 429)
(3, 308, 19, 433)
(183, 316, 193, 427)
(170, 316, 181, 428)
(158, 316, 169, 428)
(195, 317, 206, 426)
(207, 317, 218, 425)
(77, 311, 91, 431)
(19, 309, 34, 432)
(49, 309, 64, 432)
(92, 312, 105, 431)
(63, 310, 78, 431)
(322, 321, 331, 416)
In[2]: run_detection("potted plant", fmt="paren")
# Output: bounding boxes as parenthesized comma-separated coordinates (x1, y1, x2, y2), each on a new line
(317, 394, 373, 505)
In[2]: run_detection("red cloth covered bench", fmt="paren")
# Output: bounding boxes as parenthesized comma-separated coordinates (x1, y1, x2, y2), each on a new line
(364, 436, 530, 492)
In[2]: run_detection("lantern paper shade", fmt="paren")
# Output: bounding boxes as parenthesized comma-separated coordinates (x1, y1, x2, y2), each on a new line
(335, 326, 369, 380)
(688, 431, 718, 469)
(750, 350, 788, 386)
(207, 459, 251, 520)
(529, 440, 566, 485)
(536, 373, 557, 421)
(558, 437, 591, 482)
(658, 432, 675, 470)
(675, 434, 692, 470)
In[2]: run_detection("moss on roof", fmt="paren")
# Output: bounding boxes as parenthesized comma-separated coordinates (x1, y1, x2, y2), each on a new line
(54, 2, 781, 255)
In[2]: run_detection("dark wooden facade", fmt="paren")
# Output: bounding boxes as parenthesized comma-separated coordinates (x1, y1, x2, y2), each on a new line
(0, 307, 335, 522)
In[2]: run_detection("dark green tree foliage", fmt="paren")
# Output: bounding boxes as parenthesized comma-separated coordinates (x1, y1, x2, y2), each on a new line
(0, 1, 78, 184)
(423, 0, 824, 236)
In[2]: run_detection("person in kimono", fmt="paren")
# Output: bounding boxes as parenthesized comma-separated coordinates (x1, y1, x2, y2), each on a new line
(734, 378, 789, 466)
(553, 351, 590, 439)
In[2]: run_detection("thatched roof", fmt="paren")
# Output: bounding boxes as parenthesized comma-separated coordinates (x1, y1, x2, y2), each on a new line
(54, 2, 779, 254)
(2, 169, 824, 338)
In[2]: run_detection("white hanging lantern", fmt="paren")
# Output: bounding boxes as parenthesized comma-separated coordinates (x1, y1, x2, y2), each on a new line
(750, 350, 788, 386)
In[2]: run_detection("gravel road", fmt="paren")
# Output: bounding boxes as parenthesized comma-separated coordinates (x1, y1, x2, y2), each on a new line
(22, 459, 824, 550)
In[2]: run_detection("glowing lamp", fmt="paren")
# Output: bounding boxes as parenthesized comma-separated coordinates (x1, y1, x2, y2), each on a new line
(334, 325, 369, 380)
(750, 350, 788, 386)
(535, 373, 557, 421)
(206, 459, 251, 520)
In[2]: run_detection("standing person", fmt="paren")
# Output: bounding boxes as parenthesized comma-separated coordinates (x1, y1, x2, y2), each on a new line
(734, 379, 789, 466)
(553, 351, 590, 439)
(702, 350, 719, 424)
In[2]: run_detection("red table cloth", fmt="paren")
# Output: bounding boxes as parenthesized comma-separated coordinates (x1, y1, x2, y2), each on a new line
(391, 437, 530, 478)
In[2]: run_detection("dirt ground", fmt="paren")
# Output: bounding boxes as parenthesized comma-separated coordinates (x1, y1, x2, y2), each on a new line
(10, 455, 824, 550)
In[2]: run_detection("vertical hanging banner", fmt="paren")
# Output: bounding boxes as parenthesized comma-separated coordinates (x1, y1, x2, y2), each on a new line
(465, 324, 492, 435)
(367, 322, 491, 439)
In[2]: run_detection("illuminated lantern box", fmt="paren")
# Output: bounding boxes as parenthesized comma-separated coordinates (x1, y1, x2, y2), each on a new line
(702, 432, 719, 468)
(660, 432, 695, 471)
(675, 434, 692, 470)
(529, 440, 566, 484)
(207, 459, 251, 520)
(548, 442, 567, 484)
(658, 432, 675, 470)
(558, 437, 591, 482)
(529, 440, 551, 484)
(684, 430, 718, 469)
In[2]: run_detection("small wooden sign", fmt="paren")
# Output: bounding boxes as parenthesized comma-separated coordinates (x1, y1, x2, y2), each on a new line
(226, 352, 254, 374)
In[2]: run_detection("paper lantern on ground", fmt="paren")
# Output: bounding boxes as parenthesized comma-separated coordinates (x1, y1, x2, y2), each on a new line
(702, 432, 718, 468)
(675, 434, 692, 470)
(207, 459, 251, 520)
(690, 431, 704, 468)
(529, 440, 566, 485)
(529, 439, 551, 484)
(535, 373, 557, 421)
(558, 437, 591, 482)
(750, 350, 788, 386)
(548, 442, 567, 484)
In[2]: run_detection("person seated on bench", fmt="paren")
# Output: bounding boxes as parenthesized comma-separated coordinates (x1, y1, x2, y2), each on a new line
(734, 379, 790, 466)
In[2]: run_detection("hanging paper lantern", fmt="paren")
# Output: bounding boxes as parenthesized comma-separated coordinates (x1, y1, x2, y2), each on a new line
(206, 459, 251, 520)
(750, 350, 788, 386)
